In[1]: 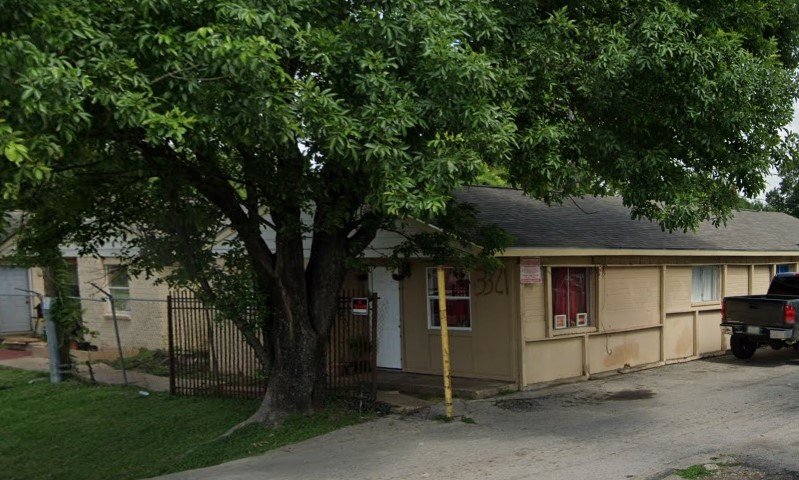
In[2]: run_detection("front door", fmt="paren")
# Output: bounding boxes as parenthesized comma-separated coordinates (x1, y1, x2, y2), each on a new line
(370, 267, 402, 369)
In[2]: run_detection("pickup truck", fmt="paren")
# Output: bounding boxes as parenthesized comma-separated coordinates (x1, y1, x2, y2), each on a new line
(721, 272, 799, 359)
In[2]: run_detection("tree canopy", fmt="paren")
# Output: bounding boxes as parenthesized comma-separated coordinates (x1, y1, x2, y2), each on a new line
(2, 0, 799, 422)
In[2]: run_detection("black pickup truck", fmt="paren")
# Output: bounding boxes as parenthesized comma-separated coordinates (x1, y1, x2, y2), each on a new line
(721, 273, 799, 359)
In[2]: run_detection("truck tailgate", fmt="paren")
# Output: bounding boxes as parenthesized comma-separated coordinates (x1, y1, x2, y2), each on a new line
(725, 296, 789, 327)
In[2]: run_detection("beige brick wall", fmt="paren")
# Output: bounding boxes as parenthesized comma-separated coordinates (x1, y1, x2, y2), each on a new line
(75, 257, 169, 353)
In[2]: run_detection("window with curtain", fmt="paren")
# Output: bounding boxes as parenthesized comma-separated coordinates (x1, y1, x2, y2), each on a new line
(105, 264, 131, 313)
(691, 266, 720, 303)
(427, 267, 471, 329)
(552, 267, 592, 329)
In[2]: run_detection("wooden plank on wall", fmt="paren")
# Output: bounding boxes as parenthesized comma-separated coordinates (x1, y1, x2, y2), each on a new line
(660, 265, 666, 362)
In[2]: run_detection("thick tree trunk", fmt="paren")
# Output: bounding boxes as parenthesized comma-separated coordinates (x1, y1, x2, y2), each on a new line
(229, 234, 341, 428)
(159, 146, 381, 430)
(248, 330, 321, 425)
(231, 225, 376, 428)
(230, 299, 330, 428)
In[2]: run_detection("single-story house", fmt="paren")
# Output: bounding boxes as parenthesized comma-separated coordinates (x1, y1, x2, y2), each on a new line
(8, 186, 799, 390)
(0, 226, 170, 353)
(352, 186, 799, 388)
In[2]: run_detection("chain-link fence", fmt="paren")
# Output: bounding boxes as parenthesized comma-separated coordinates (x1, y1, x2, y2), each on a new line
(0, 289, 379, 400)
(0, 292, 171, 386)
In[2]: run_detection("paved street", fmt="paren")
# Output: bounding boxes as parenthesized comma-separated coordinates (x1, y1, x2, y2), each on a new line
(158, 350, 799, 480)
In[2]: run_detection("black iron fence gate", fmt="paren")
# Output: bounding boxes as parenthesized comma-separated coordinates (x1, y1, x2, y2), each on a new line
(327, 292, 378, 400)
(166, 291, 378, 400)
(167, 291, 267, 399)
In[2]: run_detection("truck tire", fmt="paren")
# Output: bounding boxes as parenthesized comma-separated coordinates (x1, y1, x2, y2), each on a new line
(731, 334, 757, 359)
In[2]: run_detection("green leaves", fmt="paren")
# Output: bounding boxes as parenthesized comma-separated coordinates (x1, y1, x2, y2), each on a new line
(3, 142, 28, 165)
(493, 1, 798, 230)
(0, 0, 797, 268)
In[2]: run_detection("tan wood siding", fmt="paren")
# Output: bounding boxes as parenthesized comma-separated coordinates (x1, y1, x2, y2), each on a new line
(400, 259, 517, 381)
(725, 266, 749, 297)
(665, 267, 693, 313)
(587, 329, 661, 372)
(598, 267, 660, 330)
(523, 336, 583, 384)
(521, 283, 547, 340)
(664, 312, 694, 360)
(697, 310, 723, 354)
(752, 265, 771, 294)
(514, 255, 799, 389)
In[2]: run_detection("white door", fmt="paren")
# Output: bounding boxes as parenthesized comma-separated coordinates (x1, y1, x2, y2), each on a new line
(0, 267, 31, 333)
(370, 267, 402, 369)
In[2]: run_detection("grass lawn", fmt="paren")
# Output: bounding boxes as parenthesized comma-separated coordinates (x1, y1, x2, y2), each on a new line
(0, 367, 370, 480)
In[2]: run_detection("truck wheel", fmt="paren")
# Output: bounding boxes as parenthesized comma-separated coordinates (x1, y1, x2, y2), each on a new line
(731, 334, 757, 359)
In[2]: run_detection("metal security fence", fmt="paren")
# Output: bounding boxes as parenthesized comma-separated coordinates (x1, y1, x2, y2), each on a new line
(167, 291, 378, 401)
(167, 291, 266, 399)
(327, 292, 378, 400)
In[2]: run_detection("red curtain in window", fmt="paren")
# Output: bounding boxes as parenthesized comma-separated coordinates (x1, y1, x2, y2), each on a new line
(569, 269, 587, 324)
(553, 268, 589, 327)
(553, 268, 568, 317)
(447, 299, 469, 327)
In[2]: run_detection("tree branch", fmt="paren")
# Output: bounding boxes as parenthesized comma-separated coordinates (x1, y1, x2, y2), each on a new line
(136, 142, 278, 280)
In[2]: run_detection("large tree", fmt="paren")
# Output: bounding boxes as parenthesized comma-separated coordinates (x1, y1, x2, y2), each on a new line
(2, 0, 798, 424)
(766, 150, 799, 217)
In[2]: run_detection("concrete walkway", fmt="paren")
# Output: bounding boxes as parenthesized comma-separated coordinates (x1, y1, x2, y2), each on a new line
(377, 370, 514, 399)
(156, 349, 799, 480)
(0, 355, 169, 392)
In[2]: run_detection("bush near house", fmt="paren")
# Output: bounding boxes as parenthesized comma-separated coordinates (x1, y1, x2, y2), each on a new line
(0, 367, 370, 480)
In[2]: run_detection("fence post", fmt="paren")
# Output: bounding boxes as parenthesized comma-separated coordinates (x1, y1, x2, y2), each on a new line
(89, 282, 128, 386)
(370, 292, 378, 401)
(42, 297, 61, 384)
(167, 294, 176, 395)
(108, 295, 129, 386)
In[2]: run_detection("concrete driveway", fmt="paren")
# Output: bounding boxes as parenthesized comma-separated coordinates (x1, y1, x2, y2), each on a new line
(158, 350, 799, 480)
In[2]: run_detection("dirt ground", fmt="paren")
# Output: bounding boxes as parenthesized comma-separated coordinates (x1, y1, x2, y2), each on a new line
(0, 348, 31, 361)
(157, 349, 799, 480)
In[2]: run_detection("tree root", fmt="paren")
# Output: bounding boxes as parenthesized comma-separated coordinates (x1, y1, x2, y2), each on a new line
(220, 414, 264, 438)
(219, 398, 290, 438)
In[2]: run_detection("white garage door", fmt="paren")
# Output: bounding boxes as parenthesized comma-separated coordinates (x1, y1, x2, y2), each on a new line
(0, 268, 31, 333)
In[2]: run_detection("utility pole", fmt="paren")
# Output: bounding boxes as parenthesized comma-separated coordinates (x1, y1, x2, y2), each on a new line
(41, 297, 61, 384)
(436, 265, 454, 419)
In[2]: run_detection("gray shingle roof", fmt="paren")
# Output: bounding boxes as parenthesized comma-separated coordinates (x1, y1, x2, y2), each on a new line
(454, 186, 799, 252)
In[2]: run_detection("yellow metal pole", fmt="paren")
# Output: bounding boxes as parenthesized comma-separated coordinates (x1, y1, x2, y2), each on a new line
(436, 265, 454, 419)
